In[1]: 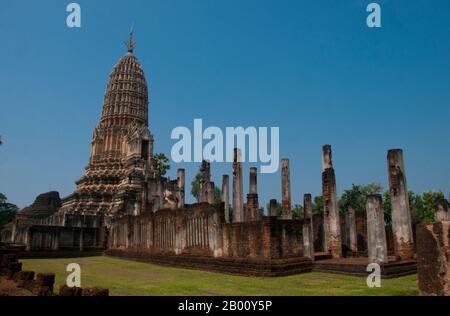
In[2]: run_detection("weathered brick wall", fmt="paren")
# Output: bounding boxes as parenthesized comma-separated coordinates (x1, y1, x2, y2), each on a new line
(313, 214, 324, 252)
(222, 217, 304, 259)
(416, 221, 450, 296)
(355, 213, 368, 253)
(110, 203, 225, 258)
(26, 226, 104, 251)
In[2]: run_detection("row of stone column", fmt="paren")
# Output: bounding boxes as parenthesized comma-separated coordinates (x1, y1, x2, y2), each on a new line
(222, 148, 262, 223)
(321, 147, 416, 261)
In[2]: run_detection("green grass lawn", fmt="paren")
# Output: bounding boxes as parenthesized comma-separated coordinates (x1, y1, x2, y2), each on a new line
(21, 256, 419, 296)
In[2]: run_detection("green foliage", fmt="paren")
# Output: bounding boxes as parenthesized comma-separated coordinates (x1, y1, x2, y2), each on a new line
(312, 196, 323, 215)
(292, 204, 304, 219)
(383, 190, 444, 225)
(214, 187, 223, 204)
(152, 153, 170, 176)
(190, 166, 222, 203)
(383, 191, 392, 224)
(339, 183, 383, 214)
(191, 171, 202, 201)
(413, 191, 444, 224)
(0, 193, 19, 229)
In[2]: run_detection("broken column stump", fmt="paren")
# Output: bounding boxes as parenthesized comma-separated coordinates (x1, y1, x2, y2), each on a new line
(32, 273, 55, 296)
(1, 254, 22, 279)
(416, 221, 450, 296)
(82, 287, 110, 296)
(59, 285, 83, 296)
(13, 271, 35, 288)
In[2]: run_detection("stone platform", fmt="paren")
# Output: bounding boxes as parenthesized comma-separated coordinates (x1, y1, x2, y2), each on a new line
(106, 250, 313, 277)
(18, 249, 104, 259)
(312, 257, 417, 278)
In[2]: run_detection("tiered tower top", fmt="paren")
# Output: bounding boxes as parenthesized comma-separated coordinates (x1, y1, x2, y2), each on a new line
(100, 45, 148, 128)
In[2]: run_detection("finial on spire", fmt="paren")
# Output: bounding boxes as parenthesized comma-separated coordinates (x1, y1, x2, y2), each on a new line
(124, 24, 136, 53)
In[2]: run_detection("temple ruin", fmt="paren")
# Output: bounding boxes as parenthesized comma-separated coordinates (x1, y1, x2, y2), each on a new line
(2, 36, 448, 284)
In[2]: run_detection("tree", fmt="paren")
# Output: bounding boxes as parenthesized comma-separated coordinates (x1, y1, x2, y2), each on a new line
(152, 153, 170, 177)
(191, 171, 202, 201)
(190, 166, 222, 203)
(383, 190, 444, 225)
(421, 191, 445, 223)
(292, 204, 304, 219)
(312, 195, 324, 215)
(0, 193, 19, 229)
(383, 191, 392, 224)
(339, 183, 383, 214)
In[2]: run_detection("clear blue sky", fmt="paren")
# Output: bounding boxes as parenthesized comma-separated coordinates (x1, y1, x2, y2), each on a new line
(1, 0, 449, 208)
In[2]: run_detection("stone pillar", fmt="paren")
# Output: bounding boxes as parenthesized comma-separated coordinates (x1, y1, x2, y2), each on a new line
(208, 205, 224, 258)
(281, 159, 292, 220)
(416, 221, 450, 296)
(366, 194, 388, 264)
(177, 169, 185, 208)
(207, 182, 215, 204)
(322, 144, 333, 171)
(434, 199, 449, 222)
(25, 229, 32, 251)
(346, 205, 357, 253)
(199, 160, 211, 203)
(303, 194, 314, 259)
(322, 145, 342, 258)
(222, 175, 230, 223)
(269, 199, 278, 217)
(249, 167, 257, 194)
(387, 149, 414, 261)
(79, 229, 84, 251)
(10, 221, 17, 244)
(232, 148, 244, 223)
(246, 167, 260, 222)
(52, 230, 60, 251)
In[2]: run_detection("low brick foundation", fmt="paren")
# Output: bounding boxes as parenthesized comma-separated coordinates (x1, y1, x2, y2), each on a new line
(313, 257, 417, 278)
(106, 249, 313, 277)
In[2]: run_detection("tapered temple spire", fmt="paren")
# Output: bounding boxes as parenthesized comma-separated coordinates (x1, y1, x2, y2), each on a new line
(125, 26, 136, 53)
